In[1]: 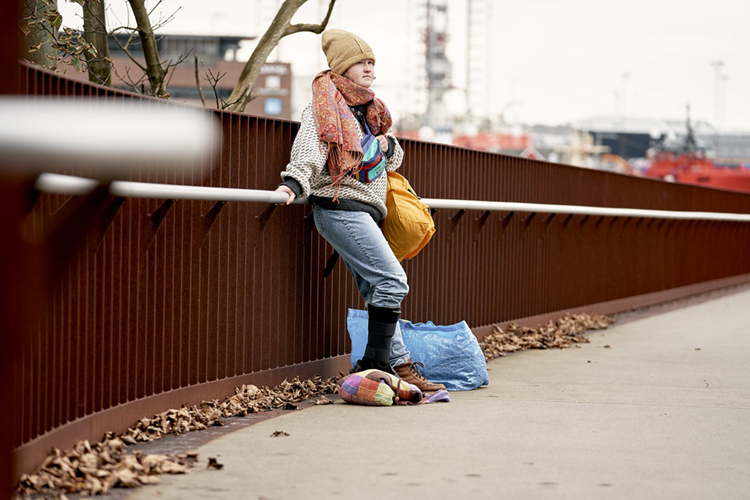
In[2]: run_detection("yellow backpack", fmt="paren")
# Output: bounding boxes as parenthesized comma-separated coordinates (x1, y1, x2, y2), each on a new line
(382, 172, 436, 262)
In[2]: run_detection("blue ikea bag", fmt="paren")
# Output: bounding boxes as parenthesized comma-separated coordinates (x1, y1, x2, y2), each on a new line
(347, 309, 489, 391)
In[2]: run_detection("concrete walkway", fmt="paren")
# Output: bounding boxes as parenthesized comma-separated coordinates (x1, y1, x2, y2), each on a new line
(124, 288, 750, 500)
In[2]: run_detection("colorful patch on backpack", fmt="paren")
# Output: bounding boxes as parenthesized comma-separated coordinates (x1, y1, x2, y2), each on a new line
(352, 121, 386, 184)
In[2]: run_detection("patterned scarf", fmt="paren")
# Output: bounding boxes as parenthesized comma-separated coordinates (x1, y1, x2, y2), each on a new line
(311, 70, 392, 199)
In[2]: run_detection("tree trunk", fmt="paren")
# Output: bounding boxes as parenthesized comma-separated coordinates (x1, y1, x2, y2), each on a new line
(83, 0, 111, 86)
(127, 0, 166, 96)
(21, 0, 58, 69)
(224, 0, 335, 113)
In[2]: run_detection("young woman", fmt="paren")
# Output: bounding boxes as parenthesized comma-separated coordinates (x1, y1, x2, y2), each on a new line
(275, 29, 444, 392)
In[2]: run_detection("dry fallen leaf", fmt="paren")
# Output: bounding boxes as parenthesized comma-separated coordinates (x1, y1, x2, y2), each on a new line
(271, 430, 290, 437)
(315, 396, 334, 405)
(178, 451, 199, 466)
(206, 457, 224, 470)
(481, 313, 614, 361)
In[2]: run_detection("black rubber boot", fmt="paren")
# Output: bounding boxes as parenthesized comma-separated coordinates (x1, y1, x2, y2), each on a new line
(350, 305, 401, 375)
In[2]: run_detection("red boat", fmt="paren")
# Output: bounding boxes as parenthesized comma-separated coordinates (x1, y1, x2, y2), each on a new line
(644, 115, 750, 193)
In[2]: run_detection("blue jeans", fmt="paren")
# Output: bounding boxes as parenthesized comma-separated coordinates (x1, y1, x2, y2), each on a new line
(313, 205, 410, 367)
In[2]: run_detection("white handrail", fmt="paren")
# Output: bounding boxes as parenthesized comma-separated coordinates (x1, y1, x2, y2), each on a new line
(35, 173, 750, 222)
(419, 198, 750, 222)
(35, 173, 303, 205)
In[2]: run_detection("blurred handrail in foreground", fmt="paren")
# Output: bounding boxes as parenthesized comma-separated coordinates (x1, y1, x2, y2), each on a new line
(0, 97, 220, 178)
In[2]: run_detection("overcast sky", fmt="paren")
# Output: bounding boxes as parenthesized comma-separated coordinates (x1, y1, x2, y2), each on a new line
(58, 0, 750, 132)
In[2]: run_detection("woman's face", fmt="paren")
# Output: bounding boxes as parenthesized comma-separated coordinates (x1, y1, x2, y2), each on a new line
(343, 59, 375, 88)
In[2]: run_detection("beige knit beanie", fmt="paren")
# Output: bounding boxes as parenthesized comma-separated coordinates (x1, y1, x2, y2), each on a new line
(321, 29, 376, 75)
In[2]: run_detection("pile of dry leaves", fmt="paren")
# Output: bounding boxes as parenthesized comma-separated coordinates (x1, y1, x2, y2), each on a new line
(16, 375, 339, 499)
(18, 438, 197, 498)
(481, 313, 614, 360)
(120, 376, 338, 444)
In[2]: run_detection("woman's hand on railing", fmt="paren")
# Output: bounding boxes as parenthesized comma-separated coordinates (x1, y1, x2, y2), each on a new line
(275, 185, 296, 205)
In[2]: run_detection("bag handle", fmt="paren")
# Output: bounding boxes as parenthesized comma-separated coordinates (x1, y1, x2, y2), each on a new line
(322, 250, 339, 278)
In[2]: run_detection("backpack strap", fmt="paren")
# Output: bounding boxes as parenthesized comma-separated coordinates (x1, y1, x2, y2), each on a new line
(323, 250, 340, 278)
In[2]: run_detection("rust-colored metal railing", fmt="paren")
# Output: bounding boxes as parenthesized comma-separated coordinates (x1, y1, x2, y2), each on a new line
(10, 64, 750, 480)
(1, 7, 22, 496)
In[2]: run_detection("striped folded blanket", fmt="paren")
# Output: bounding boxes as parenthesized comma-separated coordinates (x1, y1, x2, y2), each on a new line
(338, 369, 451, 407)
(338, 369, 421, 406)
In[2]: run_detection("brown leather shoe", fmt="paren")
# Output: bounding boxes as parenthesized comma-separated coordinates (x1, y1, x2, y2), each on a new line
(394, 358, 446, 392)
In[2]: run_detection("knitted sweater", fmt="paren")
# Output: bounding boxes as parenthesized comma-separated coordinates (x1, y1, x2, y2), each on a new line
(280, 102, 404, 221)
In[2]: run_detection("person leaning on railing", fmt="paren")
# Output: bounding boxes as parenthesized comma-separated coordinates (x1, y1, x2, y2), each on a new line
(274, 29, 444, 392)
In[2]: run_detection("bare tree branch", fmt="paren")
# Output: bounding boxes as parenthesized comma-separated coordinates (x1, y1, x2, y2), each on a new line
(122, 30, 140, 50)
(146, 0, 165, 17)
(148, 3, 180, 31)
(283, 0, 336, 37)
(108, 24, 140, 32)
(224, 0, 337, 113)
(110, 31, 147, 73)
(203, 65, 227, 108)
(126, 0, 167, 96)
(163, 50, 192, 95)
(111, 63, 148, 93)
(194, 55, 207, 107)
